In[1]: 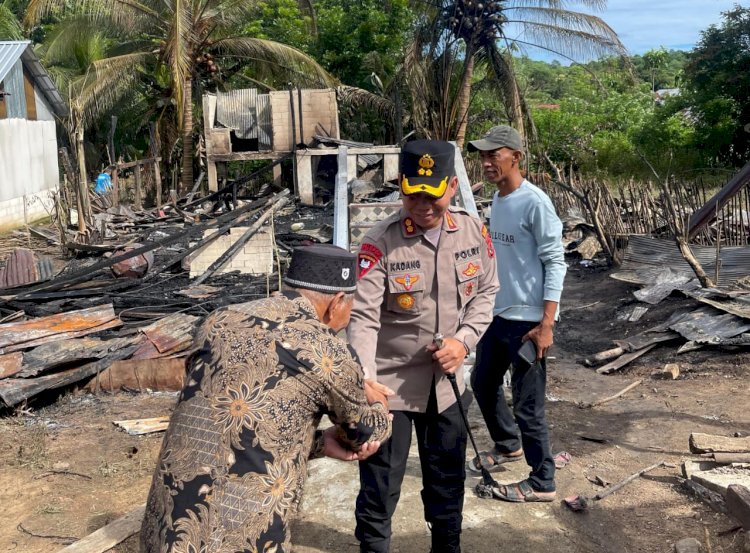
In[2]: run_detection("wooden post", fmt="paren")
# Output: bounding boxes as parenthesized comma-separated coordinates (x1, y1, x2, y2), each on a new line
(272, 164, 283, 187)
(75, 122, 90, 232)
(154, 162, 162, 211)
(112, 168, 119, 208)
(149, 122, 162, 211)
(203, 94, 219, 192)
(134, 162, 142, 210)
(107, 115, 117, 166)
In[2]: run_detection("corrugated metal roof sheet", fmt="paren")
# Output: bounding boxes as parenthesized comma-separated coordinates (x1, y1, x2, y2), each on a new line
(0, 40, 29, 84)
(0, 41, 67, 117)
(216, 89, 257, 139)
(619, 235, 750, 287)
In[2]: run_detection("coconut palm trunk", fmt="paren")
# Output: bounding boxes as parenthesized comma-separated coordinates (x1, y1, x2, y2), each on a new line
(454, 40, 476, 149)
(181, 76, 194, 194)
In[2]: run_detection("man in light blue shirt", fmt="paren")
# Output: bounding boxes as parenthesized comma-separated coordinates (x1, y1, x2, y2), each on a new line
(466, 125, 566, 502)
(94, 166, 114, 195)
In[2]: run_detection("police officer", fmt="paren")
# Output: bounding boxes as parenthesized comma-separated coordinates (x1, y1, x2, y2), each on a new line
(348, 140, 500, 553)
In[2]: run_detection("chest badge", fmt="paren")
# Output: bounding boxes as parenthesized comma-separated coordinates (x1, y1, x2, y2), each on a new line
(395, 273, 420, 291)
(462, 262, 480, 278)
(464, 282, 475, 296)
(397, 293, 415, 310)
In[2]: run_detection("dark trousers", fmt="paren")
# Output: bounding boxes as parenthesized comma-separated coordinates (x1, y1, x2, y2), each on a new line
(470, 316, 555, 492)
(355, 384, 467, 553)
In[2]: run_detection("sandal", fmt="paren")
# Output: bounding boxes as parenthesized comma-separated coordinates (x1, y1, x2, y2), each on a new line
(490, 480, 556, 503)
(467, 448, 523, 474)
(554, 451, 572, 469)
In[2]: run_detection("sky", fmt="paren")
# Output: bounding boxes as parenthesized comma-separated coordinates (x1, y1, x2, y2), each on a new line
(516, 0, 740, 61)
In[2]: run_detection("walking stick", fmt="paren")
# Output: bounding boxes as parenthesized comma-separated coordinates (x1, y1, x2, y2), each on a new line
(434, 334, 498, 494)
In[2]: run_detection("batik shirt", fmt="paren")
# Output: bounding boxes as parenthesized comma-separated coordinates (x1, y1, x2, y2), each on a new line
(141, 292, 391, 553)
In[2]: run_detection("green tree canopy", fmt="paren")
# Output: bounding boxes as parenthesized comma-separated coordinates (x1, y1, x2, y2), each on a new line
(681, 5, 750, 167)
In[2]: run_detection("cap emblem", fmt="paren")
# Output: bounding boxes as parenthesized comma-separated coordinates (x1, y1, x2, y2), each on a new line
(418, 154, 435, 176)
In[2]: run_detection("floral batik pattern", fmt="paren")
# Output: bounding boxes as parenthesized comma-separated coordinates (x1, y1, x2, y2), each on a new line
(141, 293, 390, 553)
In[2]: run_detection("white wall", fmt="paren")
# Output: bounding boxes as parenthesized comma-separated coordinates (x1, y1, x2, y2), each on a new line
(34, 88, 56, 122)
(0, 118, 59, 228)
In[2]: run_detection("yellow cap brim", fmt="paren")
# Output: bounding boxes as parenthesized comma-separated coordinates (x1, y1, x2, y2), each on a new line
(401, 176, 449, 198)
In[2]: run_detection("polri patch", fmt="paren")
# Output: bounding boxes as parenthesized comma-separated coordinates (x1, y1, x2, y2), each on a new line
(358, 243, 383, 278)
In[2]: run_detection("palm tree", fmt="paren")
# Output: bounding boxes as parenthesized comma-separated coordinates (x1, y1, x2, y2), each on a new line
(0, 0, 23, 39)
(402, 0, 628, 148)
(25, 0, 335, 192)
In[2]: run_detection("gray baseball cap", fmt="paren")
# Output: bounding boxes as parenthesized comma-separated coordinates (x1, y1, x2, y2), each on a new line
(467, 125, 523, 152)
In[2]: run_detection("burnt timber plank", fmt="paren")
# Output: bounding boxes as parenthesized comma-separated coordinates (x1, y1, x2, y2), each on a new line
(0, 352, 23, 379)
(18, 336, 136, 378)
(690, 433, 750, 454)
(726, 485, 750, 530)
(0, 345, 137, 407)
(596, 344, 657, 374)
(0, 305, 118, 352)
(1, 319, 123, 355)
(55, 504, 145, 553)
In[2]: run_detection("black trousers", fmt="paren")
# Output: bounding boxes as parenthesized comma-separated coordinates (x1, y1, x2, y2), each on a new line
(355, 384, 467, 553)
(470, 316, 555, 492)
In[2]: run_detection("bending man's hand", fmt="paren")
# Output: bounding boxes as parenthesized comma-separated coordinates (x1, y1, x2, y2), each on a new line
(364, 379, 394, 409)
(523, 322, 553, 360)
(321, 427, 381, 461)
(426, 336, 466, 374)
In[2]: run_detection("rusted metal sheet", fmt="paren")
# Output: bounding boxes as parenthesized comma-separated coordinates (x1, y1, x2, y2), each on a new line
(0, 304, 121, 354)
(130, 336, 163, 360)
(0, 345, 137, 407)
(140, 312, 198, 355)
(0, 248, 55, 288)
(0, 352, 23, 379)
(85, 358, 186, 393)
(111, 243, 155, 278)
(17, 336, 137, 378)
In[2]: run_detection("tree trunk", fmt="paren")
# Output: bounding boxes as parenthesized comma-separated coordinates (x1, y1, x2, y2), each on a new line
(454, 41, 476, 149)
(74, 112, 91, 234)
(509, 80, 524, 141)
(180, 76, 194, 194)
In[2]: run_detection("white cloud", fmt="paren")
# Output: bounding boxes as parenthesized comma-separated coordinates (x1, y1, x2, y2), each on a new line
(512, 0, 738, 60)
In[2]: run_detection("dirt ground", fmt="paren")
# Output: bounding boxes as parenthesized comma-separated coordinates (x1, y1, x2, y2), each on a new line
(2, 261, 749, 553)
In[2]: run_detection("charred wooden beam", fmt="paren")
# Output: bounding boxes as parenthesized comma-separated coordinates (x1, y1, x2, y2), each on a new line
(2, 193, 282, 300)
(0, 304, 120, 354)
